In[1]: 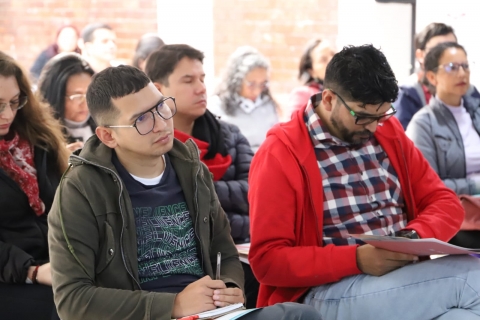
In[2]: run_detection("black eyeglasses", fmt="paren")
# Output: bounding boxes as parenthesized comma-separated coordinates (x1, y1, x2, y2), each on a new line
(0, 95, 28, 114)
(330, 90, 396, 126)
(105, 97, 176, 135)
(436, 62, 470, 74)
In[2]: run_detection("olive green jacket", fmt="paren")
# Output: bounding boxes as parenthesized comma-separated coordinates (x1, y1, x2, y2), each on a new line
(48, 136, 244, 320)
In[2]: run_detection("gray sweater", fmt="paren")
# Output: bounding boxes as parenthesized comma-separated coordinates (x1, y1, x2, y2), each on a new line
(406, 95, 480, 195)
(209, 95, 278, 152)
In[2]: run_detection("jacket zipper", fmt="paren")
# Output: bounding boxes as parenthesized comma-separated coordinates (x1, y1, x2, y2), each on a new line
(184, 141, 204, 269)
(397, 139, 416, 219)
(70, 155, 141, 289)
(193, 162, 204, 269)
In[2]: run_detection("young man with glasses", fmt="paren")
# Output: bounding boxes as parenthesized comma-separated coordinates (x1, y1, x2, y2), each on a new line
(249, 44, 480, 319)
(47, 66, 320, 320)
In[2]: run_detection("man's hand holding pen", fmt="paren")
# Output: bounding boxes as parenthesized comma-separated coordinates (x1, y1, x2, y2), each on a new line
(171, 252, 244, 319)
(213, 252, 244, 307)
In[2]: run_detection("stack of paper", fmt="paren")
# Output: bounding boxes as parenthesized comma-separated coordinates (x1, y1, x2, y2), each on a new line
(180, 303, 251, 319)
(350, 234, 480, 256)
(235, 243, 250, 264)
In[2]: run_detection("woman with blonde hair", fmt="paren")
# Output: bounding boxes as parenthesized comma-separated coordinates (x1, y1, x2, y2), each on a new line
(0, 51, 68, 319)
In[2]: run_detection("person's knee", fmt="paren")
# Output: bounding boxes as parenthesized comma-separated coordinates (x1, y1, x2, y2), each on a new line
(280, 302, 322, 320)
(441, 255, 480, 272)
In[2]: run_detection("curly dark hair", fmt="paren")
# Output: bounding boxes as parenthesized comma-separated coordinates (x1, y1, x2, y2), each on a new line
(324, 45, 399, 105)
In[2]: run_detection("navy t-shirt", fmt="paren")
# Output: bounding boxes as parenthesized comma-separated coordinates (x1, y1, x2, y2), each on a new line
(112, 152, 204, 293)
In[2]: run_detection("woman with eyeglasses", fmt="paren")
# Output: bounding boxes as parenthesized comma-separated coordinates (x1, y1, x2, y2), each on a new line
(37, 53, 96, 152)
(209, 46, 279, 152)
(406, 42, 480, 247)
(0, 51, 69, 319)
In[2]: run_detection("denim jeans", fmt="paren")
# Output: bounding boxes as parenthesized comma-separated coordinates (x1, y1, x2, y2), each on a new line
(304, 255, 480, 320)
(243, 302, 321, 320)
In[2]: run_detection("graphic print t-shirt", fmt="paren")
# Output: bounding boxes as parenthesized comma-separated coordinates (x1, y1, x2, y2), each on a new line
(112, 152, 204, 293)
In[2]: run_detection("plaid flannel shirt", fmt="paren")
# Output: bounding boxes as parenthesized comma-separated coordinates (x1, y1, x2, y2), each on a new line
(305, 94, 406, 245)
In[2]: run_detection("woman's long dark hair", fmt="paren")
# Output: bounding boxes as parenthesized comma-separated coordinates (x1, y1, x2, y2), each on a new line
(298, 39, 322, 84)
(37, 53, 94, 124)
(0, 51, 69, 172)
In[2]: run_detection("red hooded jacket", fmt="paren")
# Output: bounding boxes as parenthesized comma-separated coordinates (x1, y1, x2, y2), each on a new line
(248, 108, 464, 307)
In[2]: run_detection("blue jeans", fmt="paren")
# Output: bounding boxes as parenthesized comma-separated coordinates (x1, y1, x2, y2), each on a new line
(304, 255, 480, 320)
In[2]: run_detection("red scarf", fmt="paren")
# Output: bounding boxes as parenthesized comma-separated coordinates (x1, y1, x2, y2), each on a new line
(174, 129, 232, 181)
(0, 133, 45, 216)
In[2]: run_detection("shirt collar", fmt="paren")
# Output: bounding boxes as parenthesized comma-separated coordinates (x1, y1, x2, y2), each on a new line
(304, 93, 345, 147)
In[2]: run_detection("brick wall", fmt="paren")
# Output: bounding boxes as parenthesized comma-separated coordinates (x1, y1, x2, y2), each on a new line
(213, 0, 338, 111)
(0, 0, 157, 72)
(0, 0, 338, 112)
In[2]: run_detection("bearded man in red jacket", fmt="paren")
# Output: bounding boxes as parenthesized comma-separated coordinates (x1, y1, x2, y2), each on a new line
(249, 44, 480, 320)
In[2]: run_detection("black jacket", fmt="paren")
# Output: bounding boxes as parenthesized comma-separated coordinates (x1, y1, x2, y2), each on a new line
(0, 146, 61, 283)
(215, 121, 253, 243)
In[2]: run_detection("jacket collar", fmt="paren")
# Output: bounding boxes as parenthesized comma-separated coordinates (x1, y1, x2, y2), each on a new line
(268, 102, 415, 220)
(69, 135, 201, 170)
(428, 96, 469, 139)
(269, 101, 403, 165)
(399, 73, 427, 106)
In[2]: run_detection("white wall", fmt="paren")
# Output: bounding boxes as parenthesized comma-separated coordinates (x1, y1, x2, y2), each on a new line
(156, 0, 215, 92)
(337, 0, 413, 83)
(416, 0, 480, 87)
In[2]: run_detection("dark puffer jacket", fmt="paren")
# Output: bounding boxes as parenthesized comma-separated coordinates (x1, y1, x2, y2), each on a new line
(0, 146, 61, 283)
(215, 120, 253, 243)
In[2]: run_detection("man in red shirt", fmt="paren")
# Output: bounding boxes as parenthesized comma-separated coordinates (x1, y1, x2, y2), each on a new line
(249, 44, 480, 319)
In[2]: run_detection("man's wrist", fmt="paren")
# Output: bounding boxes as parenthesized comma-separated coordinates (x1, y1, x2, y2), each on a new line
(395, 229, 420, 239)
(26, 265, 36, 284)
(32, 265, 40, 284)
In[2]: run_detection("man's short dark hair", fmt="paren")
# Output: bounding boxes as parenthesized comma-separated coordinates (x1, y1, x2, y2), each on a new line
(81, 23, 113, 43)
(145, 44, 204, 85)
(132, 34, 165, 69)
(86, 65, 151, 126)
(324, 45, 399, 105)
(415, 23, 456, 51)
